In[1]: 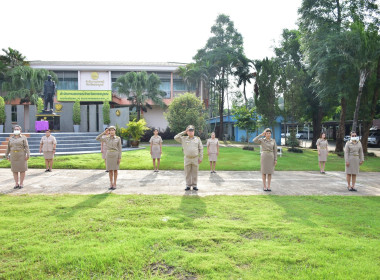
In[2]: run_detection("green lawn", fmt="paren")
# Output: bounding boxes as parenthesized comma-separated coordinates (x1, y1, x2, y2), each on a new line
(1, 146, 379, 171)
(0, 195, 379, 279)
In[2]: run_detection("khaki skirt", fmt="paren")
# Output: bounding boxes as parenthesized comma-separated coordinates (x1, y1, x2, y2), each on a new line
(43, 151, 54, 160)
(318, 149, 328, 162)
(345, 156, 360, 175)
(208, 153, 218, 162)
(151, 145, 161, 159)
(261, 151, 275, 174)
(10, 150, 28, 172)
(106, 150, 119, 170)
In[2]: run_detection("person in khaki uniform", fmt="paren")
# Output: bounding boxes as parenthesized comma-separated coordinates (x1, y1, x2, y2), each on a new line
(96, 126, 122, 190)
(316, 132, 328, 174)
(101, 127, 110, 172)
(174, 125, 203, 191)
(207, 132, 219, 173)
(149, 128, 163, 172)
(253, 128, 277, 191)
(344, 131, 364, 191)
(5, 125, 30, 189)
(39, 129, 57, 172)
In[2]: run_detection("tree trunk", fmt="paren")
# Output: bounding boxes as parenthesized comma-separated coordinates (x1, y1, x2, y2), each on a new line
(352, 69, 368, 132)
(311, 106, 323, 149)
(335, 97, 346, 153)
(137, 105, 141, 121)
(218, 71, 225, 140)
(243, 82, 248, 106)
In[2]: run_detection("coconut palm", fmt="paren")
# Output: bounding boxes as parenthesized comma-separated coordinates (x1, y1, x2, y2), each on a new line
(114, 71, 166, 120)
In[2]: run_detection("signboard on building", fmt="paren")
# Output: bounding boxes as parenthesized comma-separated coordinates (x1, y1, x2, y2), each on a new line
(57, 90, 112, 102)
(80, 71, 110, 90)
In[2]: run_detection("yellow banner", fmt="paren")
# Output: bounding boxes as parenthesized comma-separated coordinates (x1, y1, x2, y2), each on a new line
(57, 90, 112, 101)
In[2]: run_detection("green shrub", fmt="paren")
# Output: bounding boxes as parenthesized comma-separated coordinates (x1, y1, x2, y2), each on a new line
(0, 96, 5, 125)
(73, 100, 81, 125)
(102, 101, 110, 125)
(37, 97, 44, 113)
(287, 147, 303, 153)
(243, 146, 254, 151)
(121, 119, 150, 141)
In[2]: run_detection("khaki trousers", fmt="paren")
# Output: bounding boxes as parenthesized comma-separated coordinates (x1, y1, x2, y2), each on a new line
(185, 163, 199, 186)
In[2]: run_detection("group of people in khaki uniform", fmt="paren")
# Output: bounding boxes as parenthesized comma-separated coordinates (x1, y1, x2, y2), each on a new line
(5, 124, 366, 193)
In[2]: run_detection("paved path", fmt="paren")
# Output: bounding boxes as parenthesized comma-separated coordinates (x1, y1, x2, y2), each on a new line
(1, 169, 379, 196)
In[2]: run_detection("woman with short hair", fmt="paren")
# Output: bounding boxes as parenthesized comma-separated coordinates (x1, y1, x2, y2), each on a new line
(149, 128, 163, 172)
(39, 129, 57, 172)
(5, 125, 30, 189)
(207, 132, 219, 173)
(96, 126, 122, 190)
(316, 132, 328, 174)
(253, 128, 277, 191)
(344, 131, 364, 191)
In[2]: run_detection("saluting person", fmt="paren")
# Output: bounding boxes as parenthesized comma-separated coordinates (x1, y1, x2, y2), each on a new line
(96, 126, 122, 190)
(316, 132, 328, 174)
(174, 125, 203, 191)
(39, 129, 57, 172)
(149, 128, 163, 172)
(101, 127, 110, 172)
(253, 128, 277, 191)
(5, 125, 30, 189)
(344, 131, 364, 191)
(207, 132, 219, 173)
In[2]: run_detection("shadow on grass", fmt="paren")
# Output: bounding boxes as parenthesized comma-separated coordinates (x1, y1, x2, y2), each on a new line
(165, 194, 207, 227)
(54, 193, 111, 219)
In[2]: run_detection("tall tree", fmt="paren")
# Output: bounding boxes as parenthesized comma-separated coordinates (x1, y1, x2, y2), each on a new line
(114, 71, 166, 121)
(233, 54, 255, 106)
(298, 0, 379, 152)
(1, 66, 57, 104)
(194, 14, 244, 139)
(254, 57, 280, 136)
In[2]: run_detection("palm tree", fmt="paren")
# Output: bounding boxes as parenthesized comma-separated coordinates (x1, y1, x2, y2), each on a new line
(234, 54, 255, 106)
(114, 71, 166, 120)
(2, 66, 57, 104)
(0, 47, 28, 68)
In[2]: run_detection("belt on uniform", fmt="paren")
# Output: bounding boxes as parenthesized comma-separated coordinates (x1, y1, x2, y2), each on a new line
(350, 154, 359, 156)
(108, 149, 118, 151)
(152, 143, 160, 145)
(262, 150, 273, 153)
(320, 147, 327, 149)
(12, 150, 20, 153)
(186, 155, 198, 159)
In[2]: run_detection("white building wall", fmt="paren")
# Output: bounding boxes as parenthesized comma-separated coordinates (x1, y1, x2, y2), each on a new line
(143, 106, 168, 131)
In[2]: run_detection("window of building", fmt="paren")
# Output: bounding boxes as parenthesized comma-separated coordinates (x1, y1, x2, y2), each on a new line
(55, 71, 78, 90)
(173, 80, 196, 92)
(11, 105, 17, 122)
(160, 80, 171, 98)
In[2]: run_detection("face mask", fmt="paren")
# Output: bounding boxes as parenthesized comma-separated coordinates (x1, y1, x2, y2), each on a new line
(351, 136, 359, 141)
(14, 130, 21, 135)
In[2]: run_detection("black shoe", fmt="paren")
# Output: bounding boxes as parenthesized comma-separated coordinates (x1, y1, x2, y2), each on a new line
(19, 185, 23, 189)
(105, 170, 109, 172)
(45, 169, 49, 172)
(185, 186, 191, 191)
(14, 185, 19, 189)
(267, 188, 271, 192)
(193, 186, 199, 191)
(351, 188, 357, 192)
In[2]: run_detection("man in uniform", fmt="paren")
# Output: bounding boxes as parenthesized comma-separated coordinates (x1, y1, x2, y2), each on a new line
(174, 125, 203, 191)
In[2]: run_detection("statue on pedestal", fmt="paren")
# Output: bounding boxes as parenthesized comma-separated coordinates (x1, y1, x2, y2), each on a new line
(43, 75, 56, 114)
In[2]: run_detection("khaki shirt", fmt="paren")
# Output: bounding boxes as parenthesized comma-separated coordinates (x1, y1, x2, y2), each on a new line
(316, 138, 328, 150)
(5, 135, 30, 158)
(207, 138, 219, 154)
(344, 141, 364, 162)
(96, 132, 122, 159)
(174, 131, 203, 165)
(253, 135, 278, 161)
(40, 135, 57, 152)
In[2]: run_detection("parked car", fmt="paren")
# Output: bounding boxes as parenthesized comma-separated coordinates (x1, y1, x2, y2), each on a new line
(281, 132, 290, 138)
(344, 135, 362, 142)
(296, 131, 313, 139)
(368, 131, 380, 146)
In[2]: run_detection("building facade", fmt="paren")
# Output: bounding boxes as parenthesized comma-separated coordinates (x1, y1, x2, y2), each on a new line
(2, 61, 206, 133)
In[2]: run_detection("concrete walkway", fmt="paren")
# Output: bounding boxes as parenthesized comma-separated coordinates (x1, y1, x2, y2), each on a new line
(1, 169, 379, 196)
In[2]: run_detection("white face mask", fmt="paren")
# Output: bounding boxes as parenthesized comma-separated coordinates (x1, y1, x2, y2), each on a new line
(351, 136, 359, 141)
(14, 130, 21, 135)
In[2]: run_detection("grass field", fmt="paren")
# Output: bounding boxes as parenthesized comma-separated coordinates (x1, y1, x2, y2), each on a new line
(0, 146, 379, 172)
(0, 195, 379, 279)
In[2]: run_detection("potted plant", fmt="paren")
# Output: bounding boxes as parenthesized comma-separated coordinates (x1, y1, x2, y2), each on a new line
(73, 99, 81, 132)
(37, 97, 44, 114)
(102, 101, 110, 130)
(0, 96, 5, 133)
(121, 119, 149, 147)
